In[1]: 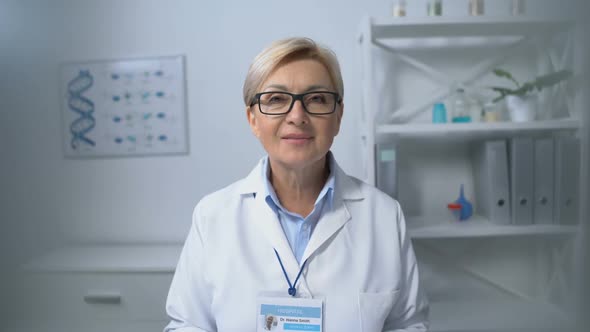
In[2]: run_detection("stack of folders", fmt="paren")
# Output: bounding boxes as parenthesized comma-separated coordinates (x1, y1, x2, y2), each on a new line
(473, 136, 580, 225)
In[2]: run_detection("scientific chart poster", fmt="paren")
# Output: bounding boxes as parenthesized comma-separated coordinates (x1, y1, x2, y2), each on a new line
(60, 55, 188, 158)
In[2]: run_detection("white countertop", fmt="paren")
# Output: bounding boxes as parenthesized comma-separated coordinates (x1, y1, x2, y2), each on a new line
(22, 244, 183, 273)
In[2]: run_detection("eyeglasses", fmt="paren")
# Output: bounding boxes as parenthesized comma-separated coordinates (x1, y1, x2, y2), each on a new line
(250, 91, 342, 115)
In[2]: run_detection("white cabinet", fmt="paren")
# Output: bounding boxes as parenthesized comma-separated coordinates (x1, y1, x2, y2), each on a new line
(8, 245, 181, 332)
(358, 16, 587, 332)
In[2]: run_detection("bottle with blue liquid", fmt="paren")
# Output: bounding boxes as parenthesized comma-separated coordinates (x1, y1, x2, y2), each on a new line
(452, 88, 472, 123)
(432, 103, 447, 123)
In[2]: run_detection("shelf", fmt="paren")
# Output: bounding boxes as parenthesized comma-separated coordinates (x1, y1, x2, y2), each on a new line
(22, 244, 183, 273)
(375, 35, 522, 50)
(377, 119, 580, 141)
(417, 245, 576, 331)
(408, 215, 577, 239)
(370, 16, 573, 40)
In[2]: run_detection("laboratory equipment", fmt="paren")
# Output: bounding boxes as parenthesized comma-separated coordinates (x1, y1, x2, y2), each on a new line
(393, 0, 406, 17)
(511, 0, 525, 15)
(427, 0, 442, 16)
(448, 184, 473, 221)
(451, 88, 472, 123)
(432, 103, 447, 123)
(469, 0, 484, 16)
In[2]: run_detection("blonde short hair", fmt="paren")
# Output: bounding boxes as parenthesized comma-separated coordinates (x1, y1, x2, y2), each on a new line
(243, 37, 344, 106)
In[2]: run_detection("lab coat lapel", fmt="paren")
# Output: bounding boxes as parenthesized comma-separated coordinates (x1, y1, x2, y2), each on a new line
(240, 158, 303, 282)
(300, 160, 362, 264)
(300, 198, 351, 264)
(249, 181, 302, 284)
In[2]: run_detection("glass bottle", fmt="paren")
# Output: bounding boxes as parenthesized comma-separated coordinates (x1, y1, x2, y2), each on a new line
(469, 0, 484, 16)
(392, 0, 406, 17)
(432, 103, 448, 123)
(452, 88, 472, 123)
(511, 0, 525, 15)
(427, 0, 442, 16)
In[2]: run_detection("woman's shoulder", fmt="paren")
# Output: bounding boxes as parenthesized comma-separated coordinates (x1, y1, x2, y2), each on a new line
(343, 173, 401, 210)
(194, 178, 249, 214)
(193, 159, 264, 214)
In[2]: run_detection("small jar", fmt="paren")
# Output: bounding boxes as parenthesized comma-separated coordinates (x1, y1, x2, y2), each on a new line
(483, 101, 501, 122)
(392, 0, 407, 17)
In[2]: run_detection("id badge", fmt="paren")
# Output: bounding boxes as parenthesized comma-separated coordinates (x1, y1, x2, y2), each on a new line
(257, 296, 323, 331)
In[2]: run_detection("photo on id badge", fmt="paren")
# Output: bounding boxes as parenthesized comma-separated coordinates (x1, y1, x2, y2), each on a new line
(264, 314, 278, 330)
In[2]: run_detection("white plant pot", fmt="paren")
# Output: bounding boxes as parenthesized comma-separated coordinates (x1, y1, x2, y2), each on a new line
(506, 95, 537, 122)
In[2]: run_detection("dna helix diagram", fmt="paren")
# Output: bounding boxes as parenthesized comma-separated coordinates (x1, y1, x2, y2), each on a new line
(67, 70, 96, 149)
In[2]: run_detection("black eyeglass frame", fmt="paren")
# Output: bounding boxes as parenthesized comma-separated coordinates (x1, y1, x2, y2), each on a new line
(249, 91, 342, 115)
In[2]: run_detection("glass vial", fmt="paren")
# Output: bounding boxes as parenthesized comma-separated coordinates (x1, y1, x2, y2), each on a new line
(469, 0, 484, 16)
(427, 0, 442, 16)
(452, 88, 472, 123)
(392, 0, 406, 17)
(483, 102, 501, 122)
(511, 0, 525, 15)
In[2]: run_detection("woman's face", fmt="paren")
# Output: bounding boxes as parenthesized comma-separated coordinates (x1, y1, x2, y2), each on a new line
(247, 58, 343, 170)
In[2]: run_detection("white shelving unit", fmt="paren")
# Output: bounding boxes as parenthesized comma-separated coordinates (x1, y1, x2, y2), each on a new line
(369, 16, 572, 39)
(377, 118, 580, 140)
(358, 15, 587, 332)
(408, 215, 577, 239)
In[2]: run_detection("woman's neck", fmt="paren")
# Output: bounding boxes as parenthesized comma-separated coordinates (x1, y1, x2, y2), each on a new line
(269, 156, 329, 217)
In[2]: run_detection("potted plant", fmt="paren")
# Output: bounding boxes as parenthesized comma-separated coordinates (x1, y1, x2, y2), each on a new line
(490, 68, 572, 122)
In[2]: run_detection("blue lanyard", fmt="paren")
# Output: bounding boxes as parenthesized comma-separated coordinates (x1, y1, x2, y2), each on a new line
(273, 249, 308, 297)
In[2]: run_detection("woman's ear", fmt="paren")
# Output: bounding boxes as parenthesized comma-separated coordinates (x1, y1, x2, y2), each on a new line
(337, 102, 344, 125)
(334, 102, 344, 136)
(246, 107, 260, 137)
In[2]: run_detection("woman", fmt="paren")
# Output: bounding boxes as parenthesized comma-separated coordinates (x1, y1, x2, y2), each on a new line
(165, 37, 429, 332)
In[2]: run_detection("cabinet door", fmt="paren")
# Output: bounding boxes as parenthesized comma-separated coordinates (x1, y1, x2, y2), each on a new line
(7, 321, 169, 332)
(13, 272, 173, 325)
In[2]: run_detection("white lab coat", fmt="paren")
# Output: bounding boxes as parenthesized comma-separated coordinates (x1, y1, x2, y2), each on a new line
(165, 155, 429, 332)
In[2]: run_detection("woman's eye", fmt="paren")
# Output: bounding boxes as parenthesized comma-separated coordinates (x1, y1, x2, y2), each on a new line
(269, 96, 285, 103)
(263, 94, 289, 104)
(307, 94, 327, 104)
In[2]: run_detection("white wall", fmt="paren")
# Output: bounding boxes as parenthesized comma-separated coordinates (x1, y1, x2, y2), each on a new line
(2, 0, 392, 268)
(0, 0, 582, 268)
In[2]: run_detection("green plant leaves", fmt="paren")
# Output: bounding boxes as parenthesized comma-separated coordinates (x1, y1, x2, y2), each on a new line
(533, 70, 572, 91)
(493, 68, 520, 88)
(490, 69, 572, 103)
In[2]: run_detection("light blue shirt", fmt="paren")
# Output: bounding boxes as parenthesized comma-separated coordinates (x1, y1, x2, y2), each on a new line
(261, 155, 335, 264)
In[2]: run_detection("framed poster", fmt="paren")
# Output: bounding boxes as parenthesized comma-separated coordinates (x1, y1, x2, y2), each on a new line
(60, 55, 188, 158)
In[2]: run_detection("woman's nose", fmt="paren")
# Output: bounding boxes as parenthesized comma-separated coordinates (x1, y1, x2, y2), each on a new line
(286, 99, 308, 125)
